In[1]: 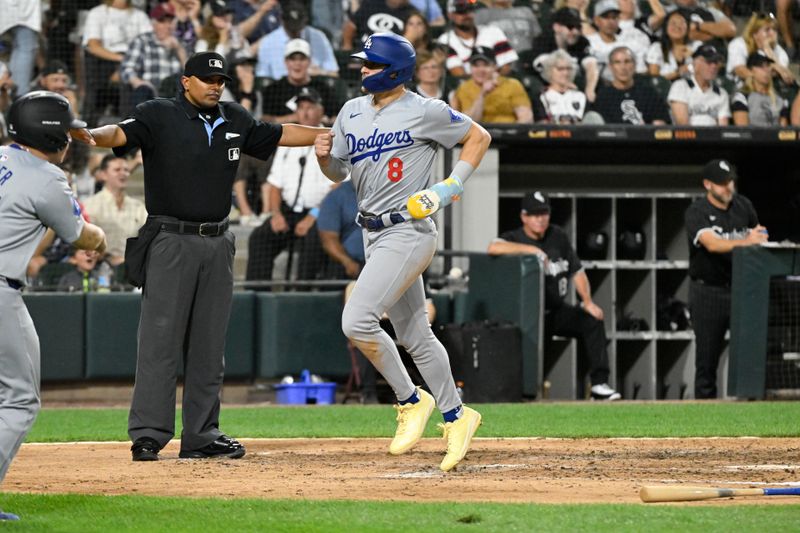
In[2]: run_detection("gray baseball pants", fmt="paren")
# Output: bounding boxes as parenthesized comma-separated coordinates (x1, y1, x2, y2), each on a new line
(128, 230, 235, 451)
(0, 283, 41, 483)
(342, 218, 461, 414)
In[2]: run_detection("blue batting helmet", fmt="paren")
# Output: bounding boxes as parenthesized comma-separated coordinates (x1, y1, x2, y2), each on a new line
(351, 33, 416, 93)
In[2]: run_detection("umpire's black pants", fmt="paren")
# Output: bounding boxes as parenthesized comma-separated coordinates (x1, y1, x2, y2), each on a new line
(689, 280, 731, 399)
(545, 303, 610, 385)
(128, 230, 235, 451)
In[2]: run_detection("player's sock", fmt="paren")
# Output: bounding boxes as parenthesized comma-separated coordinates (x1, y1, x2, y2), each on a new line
(442, 405, 463, 423)
(398, 390, 420, 405)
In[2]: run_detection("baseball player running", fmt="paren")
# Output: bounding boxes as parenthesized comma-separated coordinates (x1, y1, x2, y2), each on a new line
(315, 33, 491, 471)
(0, 92, 107, 521)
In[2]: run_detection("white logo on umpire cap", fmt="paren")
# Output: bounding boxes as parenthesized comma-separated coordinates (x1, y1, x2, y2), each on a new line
(228, 147, 240, 161)
(209, 59, 223, 68)
(719, 161, 730, 172)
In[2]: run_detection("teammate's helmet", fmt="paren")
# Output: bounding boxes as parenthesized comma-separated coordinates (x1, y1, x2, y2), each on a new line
(351, 33, 416, 93)
(7, 91, 86, 153)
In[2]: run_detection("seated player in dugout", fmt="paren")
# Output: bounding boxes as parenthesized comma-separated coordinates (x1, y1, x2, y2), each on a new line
(487, 191, 621, 401)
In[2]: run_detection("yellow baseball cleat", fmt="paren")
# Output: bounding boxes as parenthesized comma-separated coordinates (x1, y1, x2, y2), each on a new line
(439, 406, 482, 472)
(407, 189, 441, 219)
(389, 387, 435, 455)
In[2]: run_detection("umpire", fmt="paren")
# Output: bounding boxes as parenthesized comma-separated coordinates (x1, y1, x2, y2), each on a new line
(0, 92, 107, 521)
(685, 159, 768, 399)
(73, 52, 327, 461)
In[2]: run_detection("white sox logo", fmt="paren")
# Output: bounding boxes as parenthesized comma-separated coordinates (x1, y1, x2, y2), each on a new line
(367, 14, 403, 34)
(228, 147, 240, 161)
(209, 59, 223, 69)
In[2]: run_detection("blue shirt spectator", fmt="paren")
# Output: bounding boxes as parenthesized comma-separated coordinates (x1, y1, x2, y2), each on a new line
(410, 0, 445, 25)
(256, 26, 339, 79)
(228, 0, 282, 43)
(318, 181, 364, 278)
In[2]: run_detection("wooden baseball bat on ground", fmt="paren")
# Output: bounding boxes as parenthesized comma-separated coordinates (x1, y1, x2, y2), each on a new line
(640, 486, 800, 503)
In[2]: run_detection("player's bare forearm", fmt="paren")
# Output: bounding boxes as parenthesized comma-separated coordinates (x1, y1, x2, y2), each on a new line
(458, 122, 492, 169)
(279, 124, 330, 146)
(573, 270, 593, 305)
(487, 239, 545, 257)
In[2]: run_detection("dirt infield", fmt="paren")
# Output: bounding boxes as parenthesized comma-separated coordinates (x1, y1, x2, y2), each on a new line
(4, 437, 800, 505)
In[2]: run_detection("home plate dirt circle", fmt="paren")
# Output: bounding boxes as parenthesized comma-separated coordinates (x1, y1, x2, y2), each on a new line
(5, 438, 800, 505)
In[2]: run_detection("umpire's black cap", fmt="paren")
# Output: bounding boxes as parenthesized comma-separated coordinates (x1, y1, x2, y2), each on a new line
(184, 52, 232, 81)
(522, 191, 551, 215)
(703, 159, 736, 184)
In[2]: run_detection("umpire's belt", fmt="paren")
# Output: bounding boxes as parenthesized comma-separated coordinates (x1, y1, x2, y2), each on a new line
(356, 211, 407, 232)
(159, 218, 229, 237)
(0, 275, 23, 291)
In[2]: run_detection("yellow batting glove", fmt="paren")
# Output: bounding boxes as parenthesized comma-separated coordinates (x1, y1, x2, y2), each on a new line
(407, 189, 441, 219)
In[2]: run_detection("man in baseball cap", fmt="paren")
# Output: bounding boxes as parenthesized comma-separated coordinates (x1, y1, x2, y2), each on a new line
(593, 0, 620, 18)
(692, 43, 723, 63)
(686, 159, 766, 398)
(183, 51, 232, 82)
(488, 189, 620, 400)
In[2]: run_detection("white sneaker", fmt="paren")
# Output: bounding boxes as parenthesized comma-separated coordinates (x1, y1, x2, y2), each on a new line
(590, 383, 621, 401)
(389, 388, 435, 455)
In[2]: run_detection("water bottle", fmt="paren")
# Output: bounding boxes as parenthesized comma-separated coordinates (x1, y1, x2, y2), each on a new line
(96, 262, 112, 293)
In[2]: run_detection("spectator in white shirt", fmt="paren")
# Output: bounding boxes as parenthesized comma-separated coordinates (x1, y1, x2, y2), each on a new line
(726, 12, 794, 87)
(586, 0, 649, 82)
(646, 10, 699, 81)
(532, 49, 588, 123)
(668, 44, 730, 126)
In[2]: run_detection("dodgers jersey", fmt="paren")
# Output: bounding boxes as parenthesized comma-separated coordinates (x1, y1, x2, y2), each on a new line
(330, 91, 473, 215)
(0, 145, 84, 282)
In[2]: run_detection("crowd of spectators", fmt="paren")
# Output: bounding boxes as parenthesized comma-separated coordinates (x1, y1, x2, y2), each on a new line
(2, 0, 800, 288)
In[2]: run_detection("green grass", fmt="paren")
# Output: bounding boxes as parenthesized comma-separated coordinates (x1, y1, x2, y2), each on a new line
(7, 402, 800, 531)
(26, 402, 800, 442)
(1, 494, 798, 532)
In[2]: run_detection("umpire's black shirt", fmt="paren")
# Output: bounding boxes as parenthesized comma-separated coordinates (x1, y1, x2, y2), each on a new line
(114, 91, 283, 222)
(500, 224, 581, 310)
(685, 194, 758, 287)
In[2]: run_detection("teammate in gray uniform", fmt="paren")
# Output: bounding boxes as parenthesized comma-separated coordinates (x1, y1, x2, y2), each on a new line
(314, 33, 492, 472)
(0, 92, 107, 521)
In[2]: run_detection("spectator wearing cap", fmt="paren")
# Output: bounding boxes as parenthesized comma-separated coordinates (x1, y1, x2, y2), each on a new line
(684, 160, 767, 399)
(120, 2, 188, 108)
(257, 1, 338, 79)
(228, 0, 281, 44)
(731, 53, 789, 126)
(668, 44, 730, 126)
(261, 39, 339, 123)
(74, 50, 327, 461)
(437, 0, 518, 77)
(343, 0, 417, 51)
(246, 86, 334, 284)
(646, 10, 700, 82)
(726, 13, 794, 87)
(531, 7, 599, 103)
(532, 49, 588, 123)
(667, 0, 735, 45)
(81, 0, 152, 125)
(586, 0, 649, 83)
(451, 46, 532, 123)
(474, 0, 542, 56)
(195, 0, 252, 60)
(34, 61, 80, 116)
(591, 46, 669, 124)
(168, 0, 203, 54)
(487, 191, 621, 401)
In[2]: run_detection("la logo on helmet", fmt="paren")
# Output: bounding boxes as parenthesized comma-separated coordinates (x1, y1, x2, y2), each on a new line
(364, 37, 373, 49)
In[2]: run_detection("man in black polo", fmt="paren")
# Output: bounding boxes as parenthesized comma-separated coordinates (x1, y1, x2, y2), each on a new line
(685, 159, 767, 399)
(487, 191, 620, 401)
(74, 51, 328, 461)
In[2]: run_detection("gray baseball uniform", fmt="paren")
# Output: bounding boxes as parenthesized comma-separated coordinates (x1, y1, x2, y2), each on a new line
(333, 91, 472, 414)
(0, 144, 84, 483)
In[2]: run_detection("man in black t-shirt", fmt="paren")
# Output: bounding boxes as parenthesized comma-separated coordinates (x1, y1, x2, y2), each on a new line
(487, 191, 620, 400)
(342, 0, 415, 51)
(530, 8, 599, 102)
(685, 159, 767, 399)
(592, 46, 669, 124)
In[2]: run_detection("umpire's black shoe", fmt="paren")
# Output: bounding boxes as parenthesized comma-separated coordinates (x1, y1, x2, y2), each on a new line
(131, 437, 160, 461)
(178, 435, 246, 459)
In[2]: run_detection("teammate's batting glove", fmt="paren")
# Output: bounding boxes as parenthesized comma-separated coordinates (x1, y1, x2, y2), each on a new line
(407, 176, 464, 219)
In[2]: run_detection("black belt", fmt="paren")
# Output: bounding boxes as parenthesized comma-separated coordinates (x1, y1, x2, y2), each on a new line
(0, 275, 23, 291)
(159, 218, 229, 237)
(356, 212, 407, 232)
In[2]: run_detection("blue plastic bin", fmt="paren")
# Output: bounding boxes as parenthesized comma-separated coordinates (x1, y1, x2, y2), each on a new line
(274, 370, 337, 405)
